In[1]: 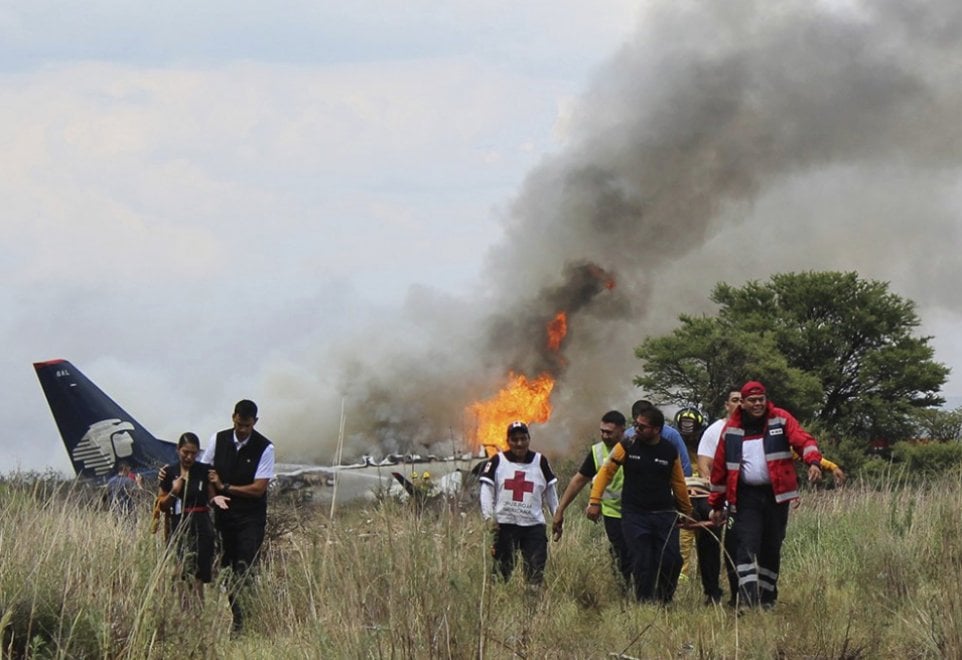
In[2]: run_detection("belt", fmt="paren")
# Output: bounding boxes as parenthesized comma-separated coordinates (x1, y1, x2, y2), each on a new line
(184, 506, 209, 513)
(737, 481, 772, 489)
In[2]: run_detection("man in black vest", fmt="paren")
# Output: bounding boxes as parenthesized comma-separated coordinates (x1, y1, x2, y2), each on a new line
(201, 399, 275, 634)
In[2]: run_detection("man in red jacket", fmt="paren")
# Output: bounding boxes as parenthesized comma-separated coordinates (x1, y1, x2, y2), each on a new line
(708, 381, 822, 609)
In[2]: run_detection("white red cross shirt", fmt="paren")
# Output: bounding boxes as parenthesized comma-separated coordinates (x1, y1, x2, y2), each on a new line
(479, 451, 557, 526)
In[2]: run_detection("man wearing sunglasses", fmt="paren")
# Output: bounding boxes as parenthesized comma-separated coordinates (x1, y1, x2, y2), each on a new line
(624, 400, 692, 478)
(586, 406, 692, 603)
(708, 381, 823, 610)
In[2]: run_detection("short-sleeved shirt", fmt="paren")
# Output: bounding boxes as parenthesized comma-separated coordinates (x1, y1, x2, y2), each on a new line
(618, 439, 684, 514)
(697, 418, 726, 460)
(577, 449, 599, 478)
(200, 432, 276, 480)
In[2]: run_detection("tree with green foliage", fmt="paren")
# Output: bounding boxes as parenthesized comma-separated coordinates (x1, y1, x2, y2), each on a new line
(633, 315, 823, 420)
(635, 271, 948, 440)
(910, 406, 962, 442)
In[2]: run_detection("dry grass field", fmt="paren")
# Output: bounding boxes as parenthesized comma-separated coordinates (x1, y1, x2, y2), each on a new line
(2, 470, 961, 658)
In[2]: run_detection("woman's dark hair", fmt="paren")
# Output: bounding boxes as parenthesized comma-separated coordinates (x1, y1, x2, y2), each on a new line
(177, 432, 201, 448)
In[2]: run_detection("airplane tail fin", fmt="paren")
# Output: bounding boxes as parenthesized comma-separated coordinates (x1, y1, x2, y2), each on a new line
(33, 359, 178, 480)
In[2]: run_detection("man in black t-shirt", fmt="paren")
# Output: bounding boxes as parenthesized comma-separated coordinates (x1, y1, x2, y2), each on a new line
(587, 407, 692, 603)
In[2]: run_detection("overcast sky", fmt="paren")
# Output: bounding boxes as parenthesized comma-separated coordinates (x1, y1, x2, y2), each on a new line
(2, 1, 646, 473)
(5, 1, 962, 475)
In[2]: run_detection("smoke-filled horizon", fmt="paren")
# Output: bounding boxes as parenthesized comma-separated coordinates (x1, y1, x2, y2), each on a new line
(8, 2, 962, 473)
(275, 0, 962, 462)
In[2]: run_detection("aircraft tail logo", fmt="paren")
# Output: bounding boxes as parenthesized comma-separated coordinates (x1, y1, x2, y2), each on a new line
(34, 358, 178, 479)
(72, 419, 136, 476)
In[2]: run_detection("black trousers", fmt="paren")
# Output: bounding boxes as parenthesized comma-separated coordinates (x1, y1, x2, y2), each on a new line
(492, 523, 548, 584)
(691, 497, 724, 601)
(689, 498, 741, 602)
(602, 514, 633, 590)
(722, 521, 740, 605)
(171, 512, 216, 583)
(732, 484, 789, 607)
(217, 513, 266, 630)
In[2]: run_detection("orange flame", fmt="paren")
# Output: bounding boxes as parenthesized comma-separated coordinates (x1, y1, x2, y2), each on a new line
(467, 372, 555, 456)
(467, 312, 568, 455)
(546, 311, 567, 351)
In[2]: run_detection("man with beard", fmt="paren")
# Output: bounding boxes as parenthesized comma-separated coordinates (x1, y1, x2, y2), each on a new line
(551, 410, 632, 591)
(587, 406, 692, 603)
(624, 400, 691, 477)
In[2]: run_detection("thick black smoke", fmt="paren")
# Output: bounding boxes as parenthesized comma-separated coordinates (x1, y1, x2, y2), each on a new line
(483, 260, 620, 377)
(280, 0, 962, 461)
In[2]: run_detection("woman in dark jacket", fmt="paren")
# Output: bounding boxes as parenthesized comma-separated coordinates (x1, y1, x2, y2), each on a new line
(158, 432, 229, 603)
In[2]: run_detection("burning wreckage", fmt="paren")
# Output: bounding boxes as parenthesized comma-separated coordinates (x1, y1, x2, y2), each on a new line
(294, 262, 620, 505)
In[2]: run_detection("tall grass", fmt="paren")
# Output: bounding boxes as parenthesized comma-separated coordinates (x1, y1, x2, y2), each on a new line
(2, 472, 961, 658)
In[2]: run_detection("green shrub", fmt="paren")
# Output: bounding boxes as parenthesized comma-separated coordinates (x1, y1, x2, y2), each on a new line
(853, 441, 962, 488)
(892, 441, 962, 477)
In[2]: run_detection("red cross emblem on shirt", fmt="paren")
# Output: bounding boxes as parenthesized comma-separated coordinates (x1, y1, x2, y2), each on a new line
(503, 470, 534, 501)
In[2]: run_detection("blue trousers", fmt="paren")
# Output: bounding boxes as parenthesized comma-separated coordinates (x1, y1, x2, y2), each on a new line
(621, 510, 682, 603)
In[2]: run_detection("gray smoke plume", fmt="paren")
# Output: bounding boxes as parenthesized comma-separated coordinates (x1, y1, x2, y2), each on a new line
(483, 260, 619, 377)
(278, 0, 962, 462)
